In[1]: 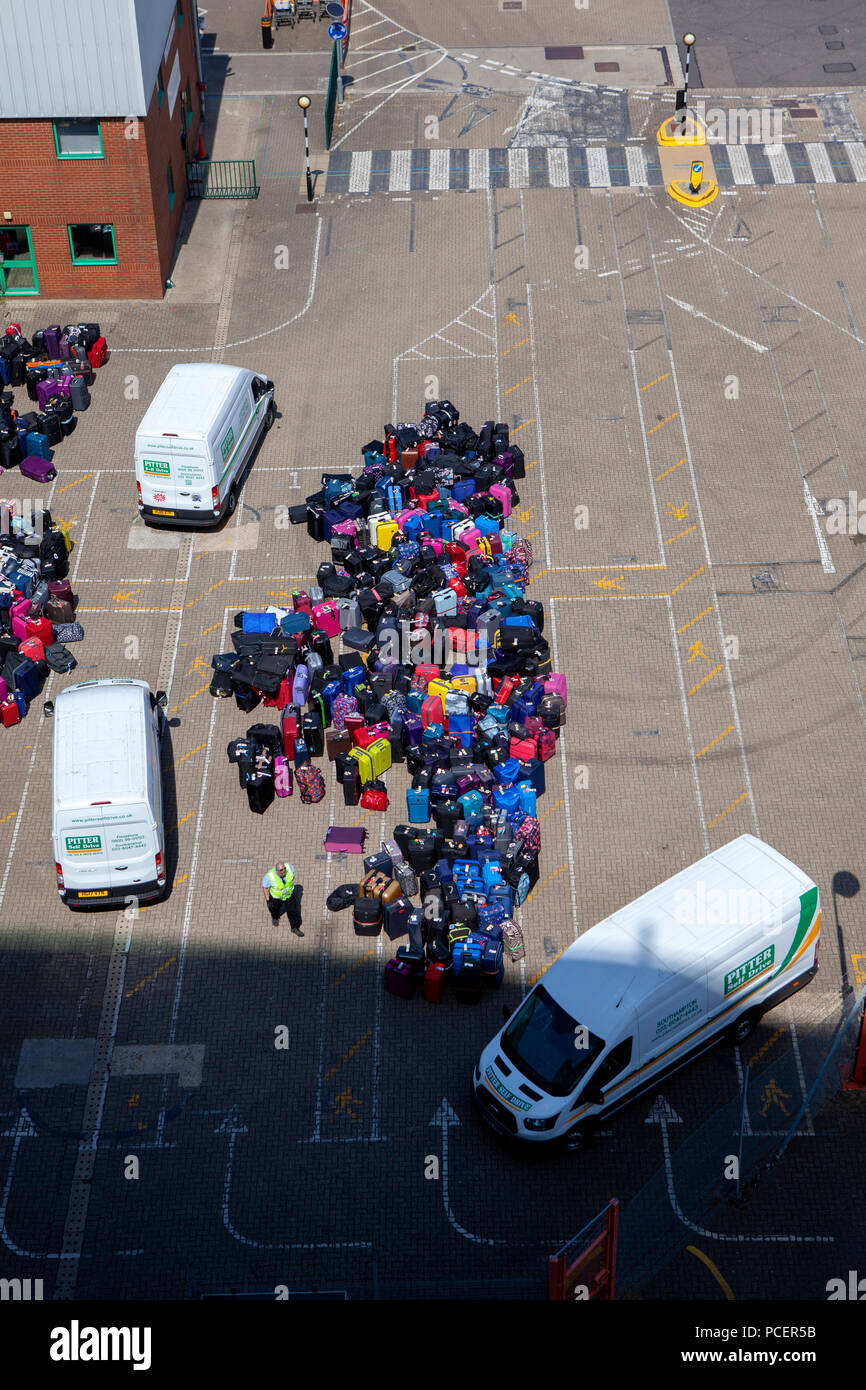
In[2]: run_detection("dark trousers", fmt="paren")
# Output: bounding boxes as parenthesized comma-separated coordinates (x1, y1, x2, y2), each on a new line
(267, 891, 302, 928)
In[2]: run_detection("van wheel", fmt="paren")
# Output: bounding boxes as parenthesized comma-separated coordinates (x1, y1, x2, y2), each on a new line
(264, 402, 276, 430)
(561, 1121, 595, 1154)
(725, 1010, 762, 1045)
(226, 487, 237, 517)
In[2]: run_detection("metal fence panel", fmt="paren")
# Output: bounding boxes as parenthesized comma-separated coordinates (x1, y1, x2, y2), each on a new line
(186, 159, 260, 199)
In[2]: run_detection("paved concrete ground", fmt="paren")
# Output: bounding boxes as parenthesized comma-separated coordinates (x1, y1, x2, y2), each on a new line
(1, 0, 865, 1304)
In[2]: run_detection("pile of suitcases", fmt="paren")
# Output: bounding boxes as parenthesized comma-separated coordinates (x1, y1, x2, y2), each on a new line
(207, 396, 566, 1003)
(0, 506, 80, 726)
(0, 322, 109, 483)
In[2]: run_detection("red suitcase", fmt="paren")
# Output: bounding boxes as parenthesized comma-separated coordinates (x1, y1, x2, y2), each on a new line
(1, 698, 20, 727)
(26, 615, 53, 644)
(422, 962, 447, 1003)
(18, 636, 45, 663)
(280, 707, 299, 755)
(87, 336, 108, 368)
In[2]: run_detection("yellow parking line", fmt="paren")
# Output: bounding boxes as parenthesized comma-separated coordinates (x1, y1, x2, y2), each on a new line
(686, 1247, 735, 1301)
(527, 943, 569, 987)
(184, 578, 225, 609)
(664, 525, 697, 546)
(687, 664, 723, 697)
(655, 458, 686, 481)
(323, 1031, 372, 1082)
(536, 863, 567, 895)
(647, 412, 678, 435)
(677, 606, 713, 634)
(124, 956, 178, 999)
(640, 372, 671, 392)
(527, 459, 539, 470)
(503, 376, 532, 396)
(56, 472, 95, 493)
(182, 683, 210, 705)
(182, 622, 222, 648)
(539, 800, 562, 823)
(329, 951, 376, 990)
(168, 812, 196, 833)
(0, 811, 16, 825)
(512, 418, 535, 434)
(707, 792, 748, 830)
(169, 743, 206, 769)
(669, 566, 706, 595)
(500, 336, 530, 357)
(695, 725, 735, 760)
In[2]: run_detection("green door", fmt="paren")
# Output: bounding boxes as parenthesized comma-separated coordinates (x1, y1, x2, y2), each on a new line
(0, 225, 39, 296)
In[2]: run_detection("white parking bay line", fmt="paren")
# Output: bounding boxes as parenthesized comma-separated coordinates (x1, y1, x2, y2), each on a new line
(348, 150, 373, 193)
(389, 148, 412, 192)
(428, 148, 450, 190)
(546, 148, 569, 187)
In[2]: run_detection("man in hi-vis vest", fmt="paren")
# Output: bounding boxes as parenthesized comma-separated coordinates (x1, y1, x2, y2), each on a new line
(262, 861, 304, 935)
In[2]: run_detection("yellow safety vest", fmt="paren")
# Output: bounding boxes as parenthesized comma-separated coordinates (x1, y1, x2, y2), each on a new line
(267, 867, 294, 900)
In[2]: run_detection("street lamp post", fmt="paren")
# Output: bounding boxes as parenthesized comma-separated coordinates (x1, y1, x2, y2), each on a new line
(678, 33, 696, 131)
(298, 95, 313, 203)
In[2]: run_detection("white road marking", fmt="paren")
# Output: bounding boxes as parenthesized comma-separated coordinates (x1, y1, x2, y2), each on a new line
(587, 146, 611, 187)
(666, 294, 769, 352)
(805, 142, 835, 183)
(428, 147, 450, 189)
(468, 147, 489, 189)
(725, 144, 755, 185)
(765, 144, 794, 184)
(546, 147, 569, 187)
(508, 146, 529, 188)
(843, 141, 866, 181)
(388, 147, 412, 191)
(348, 149, 373, 193)
(625, 145, 648, 186)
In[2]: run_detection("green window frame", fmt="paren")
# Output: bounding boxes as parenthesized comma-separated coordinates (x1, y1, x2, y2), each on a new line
(68, 223, 117, 266)
(52, 119, 104, 160)
(0, 225, 39, 296)
(167, 160, 175, 212)
(157, 64, 165, 109)
(176, 0, 184, 25)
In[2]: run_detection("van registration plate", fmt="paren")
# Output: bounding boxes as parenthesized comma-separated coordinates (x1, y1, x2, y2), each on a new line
(152, 509, 175, 517)
(78, 890, 109, 898)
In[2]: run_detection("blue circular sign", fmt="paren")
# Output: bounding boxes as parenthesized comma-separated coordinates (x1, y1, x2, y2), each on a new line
(328, 21, 348, 41)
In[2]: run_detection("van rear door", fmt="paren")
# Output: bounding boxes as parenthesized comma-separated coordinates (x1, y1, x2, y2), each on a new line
(57, 808, 112, 899)
(100, 806, 161, 895)
(137, 433, 211, 519)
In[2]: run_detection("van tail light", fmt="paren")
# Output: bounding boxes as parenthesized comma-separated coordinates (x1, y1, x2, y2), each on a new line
(155, 851, 165, 885)
(212, 485, 220, 511)
(55, 862, 65, 889)
(136, 480, 143, 504)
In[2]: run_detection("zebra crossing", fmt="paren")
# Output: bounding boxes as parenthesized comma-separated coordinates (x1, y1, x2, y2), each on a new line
(322, 141, 866, 195)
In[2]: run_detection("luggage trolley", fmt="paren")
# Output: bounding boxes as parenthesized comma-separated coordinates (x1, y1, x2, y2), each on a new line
(262, 0, 329, 42)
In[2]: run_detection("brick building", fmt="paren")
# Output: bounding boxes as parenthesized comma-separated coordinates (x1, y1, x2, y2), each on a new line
(0, 0, 204, 300)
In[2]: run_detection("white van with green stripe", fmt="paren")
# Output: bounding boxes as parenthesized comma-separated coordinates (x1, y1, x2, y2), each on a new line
(135, 364, 275, 528)
(473, 835, 820, 1151)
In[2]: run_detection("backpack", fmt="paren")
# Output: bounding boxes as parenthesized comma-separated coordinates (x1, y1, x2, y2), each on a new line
(296, 763, 326, 804)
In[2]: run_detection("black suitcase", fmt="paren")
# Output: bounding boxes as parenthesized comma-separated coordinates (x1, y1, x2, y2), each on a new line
(235, 687, 261, 713)
(8, 356, 26, 388)
(246, 772, 275, 815)
(40, 412, 63, 446)
(456, 956, 484, 1002)
(353, 896, 383, 936)
(246, 722, 282, 751)
(302, 712, 324, 757)
(210, 670, 233, 698)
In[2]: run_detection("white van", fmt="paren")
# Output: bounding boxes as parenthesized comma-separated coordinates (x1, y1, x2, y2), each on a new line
(135, 363, 275, 527)
(473, 835, 820, 1151)
(49, 679, 168, 908)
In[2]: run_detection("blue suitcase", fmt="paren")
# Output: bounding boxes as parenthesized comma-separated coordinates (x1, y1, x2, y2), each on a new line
(519, 758, 545, 796)
(517, 783, 537, 816)
(242, 611, 276, 634)
(493, 757, 520, 785)
(341, 664, 365, 695)
(407, 787, 430, 823)
(482, 939, 504, 986)
(24, 431, 51, 461)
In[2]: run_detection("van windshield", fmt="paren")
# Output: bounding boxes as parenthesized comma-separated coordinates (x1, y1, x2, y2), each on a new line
(500, 984, 605, 1097)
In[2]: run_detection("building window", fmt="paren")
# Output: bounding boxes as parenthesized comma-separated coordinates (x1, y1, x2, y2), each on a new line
(0, 226, 39, 295)
(53, 119, 103, 159)
(68, 224, 117, 265)
(184, 80, 193, 130)
(157, 64, 165, 108)
(176, 0, 183, 25)
(167, 161, 175, 212)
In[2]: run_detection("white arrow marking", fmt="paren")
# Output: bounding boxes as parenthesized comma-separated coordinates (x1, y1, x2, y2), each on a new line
(666, 295, 769, 353)
(217, 1110, 372, 1251)
(0, 1110, 92, 1261)
(646, 1093, 833, 1243)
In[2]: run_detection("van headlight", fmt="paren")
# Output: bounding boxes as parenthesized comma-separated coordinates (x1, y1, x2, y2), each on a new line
(524, 1115, 558, 1131)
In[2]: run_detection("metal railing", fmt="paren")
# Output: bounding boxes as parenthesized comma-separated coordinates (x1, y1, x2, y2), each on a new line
(186, 159, 260, 199)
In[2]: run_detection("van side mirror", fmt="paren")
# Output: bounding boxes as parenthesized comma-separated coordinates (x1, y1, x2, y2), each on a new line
(43, 700, 54, 717)
(581, 1087, 604, 1106)
(155, 690, 168, 708)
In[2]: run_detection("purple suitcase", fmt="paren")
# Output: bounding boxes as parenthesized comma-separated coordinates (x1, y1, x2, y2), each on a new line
(36, 376, 70, 410)
(59, 334, 72, 361)
(19, 455, 56, 483)
(323, 825, 367, 853)
(384, 959, 417, 998)
(45, 326, 61, 358)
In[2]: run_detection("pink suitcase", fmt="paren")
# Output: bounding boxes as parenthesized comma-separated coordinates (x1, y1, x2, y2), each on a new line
(544, 673, 568, 706)
(274, 755, 293, 797)
(312, 601, 341, 637)
(384, 958, 417, 998)
(11, 598, 30, 641)
(459, 527, 482, 550)
(0, 677, 6, 702)
(490, 483, 512, 518)
(332, 517, 361, 546)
